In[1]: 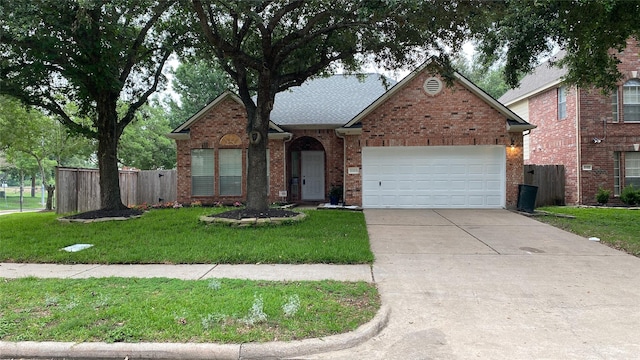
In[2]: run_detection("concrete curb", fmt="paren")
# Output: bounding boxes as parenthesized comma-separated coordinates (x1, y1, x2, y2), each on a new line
(0, 306, 390, 360)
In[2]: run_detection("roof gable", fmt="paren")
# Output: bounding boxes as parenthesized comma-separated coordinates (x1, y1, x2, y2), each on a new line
(343, 58, 531, 129)
(169, 90, 285, 137)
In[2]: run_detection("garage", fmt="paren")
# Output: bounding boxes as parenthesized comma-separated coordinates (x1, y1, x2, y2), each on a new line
(362, 146, 506, 208)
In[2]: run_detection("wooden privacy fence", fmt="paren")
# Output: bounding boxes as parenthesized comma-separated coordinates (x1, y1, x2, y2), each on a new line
(56, 167, 176, 214)
(523, 165, 565, 207)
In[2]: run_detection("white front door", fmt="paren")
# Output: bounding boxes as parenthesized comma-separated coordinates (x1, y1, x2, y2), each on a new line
(301, 151, 325, 200)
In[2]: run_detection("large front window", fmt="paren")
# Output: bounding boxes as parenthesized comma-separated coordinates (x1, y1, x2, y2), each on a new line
(191, 149, 214, 196)
(623, 79, 640, 122)
(219, 149, 242, 196)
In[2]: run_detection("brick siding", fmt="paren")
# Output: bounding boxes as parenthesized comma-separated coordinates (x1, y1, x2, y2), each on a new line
(344, 70, 523, 208)
(526, 38, 640, 204)
(174, 69, 525, 208)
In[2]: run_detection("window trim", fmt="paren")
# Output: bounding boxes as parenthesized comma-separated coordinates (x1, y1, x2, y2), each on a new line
(612, 88, 619, 123)
(614, 152, 621, 196)
(623, 79, 640, 123)
(625, 152, 640, 187)
(191, 149, 215, 196)
(219, 148, 243, 196)
(558, 86, 567, 120)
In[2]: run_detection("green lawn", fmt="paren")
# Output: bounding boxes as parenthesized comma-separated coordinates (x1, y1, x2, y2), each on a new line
(536, 206, 640, 256)
(0, 207, 379, 344)
(0, 277, 379, 343)
(0, 193, 45, 210)
(0, 207, 374, 264)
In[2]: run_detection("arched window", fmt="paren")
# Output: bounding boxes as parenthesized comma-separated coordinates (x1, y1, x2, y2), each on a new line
(623, 79, 640, 122)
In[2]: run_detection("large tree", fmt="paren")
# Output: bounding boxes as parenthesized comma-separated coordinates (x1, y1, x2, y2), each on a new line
(119, 101, 176, 170)
(476, 0, 640, 91)
(165, 59, 235, 129)
(189, 0, 490, 211)
(452, 53, 509, 99)
(0, 0, 186, 210)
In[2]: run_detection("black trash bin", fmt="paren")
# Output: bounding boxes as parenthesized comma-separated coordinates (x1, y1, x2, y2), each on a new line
(517, 184, 538, 213)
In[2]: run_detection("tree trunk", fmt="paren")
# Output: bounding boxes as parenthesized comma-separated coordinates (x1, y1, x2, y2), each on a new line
(31, 175, 35, 197)
(45, 184, 55, 211)
(246, 128, 269, 211)
(96, 99, 126, 210)
(244, 81, 274, 212)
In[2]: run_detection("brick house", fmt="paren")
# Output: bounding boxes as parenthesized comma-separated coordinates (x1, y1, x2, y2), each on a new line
(499, 38, 640, 205)
(168, 59, 534, 208)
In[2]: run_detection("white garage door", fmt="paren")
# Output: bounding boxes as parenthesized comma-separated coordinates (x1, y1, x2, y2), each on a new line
(362, 146, 505, 208)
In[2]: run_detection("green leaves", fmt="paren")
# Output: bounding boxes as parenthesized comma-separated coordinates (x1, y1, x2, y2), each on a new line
(476, 0, 640, 91)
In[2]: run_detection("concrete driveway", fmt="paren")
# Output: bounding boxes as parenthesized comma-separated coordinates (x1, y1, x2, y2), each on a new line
(310, 209, 640, 359)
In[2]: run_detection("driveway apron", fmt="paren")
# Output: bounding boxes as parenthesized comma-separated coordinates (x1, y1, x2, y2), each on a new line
(309, 209, 640, 359)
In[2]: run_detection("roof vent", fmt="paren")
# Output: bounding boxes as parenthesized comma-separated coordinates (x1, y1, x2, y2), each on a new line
(423, 77, 443, 96)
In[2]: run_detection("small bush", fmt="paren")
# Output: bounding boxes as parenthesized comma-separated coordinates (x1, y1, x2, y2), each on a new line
(620, 185, 640, 205)
(595, 187, 611, 205)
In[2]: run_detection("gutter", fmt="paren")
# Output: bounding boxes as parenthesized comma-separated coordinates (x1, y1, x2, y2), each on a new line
(335, 127, 362, 136)
(166, 132, 190, 140)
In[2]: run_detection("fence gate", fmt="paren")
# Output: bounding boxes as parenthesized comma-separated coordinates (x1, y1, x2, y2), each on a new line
(56, 167, 176, 214)
(523, 165, 565, 207)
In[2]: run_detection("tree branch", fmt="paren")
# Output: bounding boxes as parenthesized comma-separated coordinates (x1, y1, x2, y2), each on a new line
(119, 1, 172, 84)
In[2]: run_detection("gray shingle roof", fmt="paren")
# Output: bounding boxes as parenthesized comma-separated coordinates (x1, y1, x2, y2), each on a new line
(499, 51, 568, 105)
(269, 74, 395, 126)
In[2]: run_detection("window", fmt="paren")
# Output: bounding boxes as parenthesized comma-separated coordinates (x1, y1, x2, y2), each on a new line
(625, 152, 640, 187)
(614, 152, 621, 196)
(219, 149, 242, 196)
(191, 149, 214, 196)
(611, 88, 619, 122)
(558, 86, 567, 119)
(623, 79, 640, 122)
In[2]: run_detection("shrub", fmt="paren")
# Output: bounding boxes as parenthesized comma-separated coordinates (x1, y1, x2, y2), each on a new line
(620, 185, 640, 205)
(595, 187, 611, 205)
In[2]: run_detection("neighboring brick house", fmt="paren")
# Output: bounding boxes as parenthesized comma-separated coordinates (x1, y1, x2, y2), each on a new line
(499, 38, 640, 205)
(168, 59, 534, 208)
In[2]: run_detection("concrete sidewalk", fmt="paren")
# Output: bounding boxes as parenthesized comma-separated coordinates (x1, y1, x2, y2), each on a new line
(0, 263, 374, 282)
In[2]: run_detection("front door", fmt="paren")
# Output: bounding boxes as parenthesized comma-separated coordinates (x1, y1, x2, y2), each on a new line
(301, 151, 325, 200)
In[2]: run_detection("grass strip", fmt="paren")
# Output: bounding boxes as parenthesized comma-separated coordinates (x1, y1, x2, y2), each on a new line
(536, 206, 640, 256)
(0, 277, 379, 343)
(0, 208, 373, 264)
(0, 194, 44, 210)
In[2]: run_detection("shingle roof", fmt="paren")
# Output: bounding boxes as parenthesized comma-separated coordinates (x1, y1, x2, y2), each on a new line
(499, 51, 568, 105)
(269, 74, 395, 126)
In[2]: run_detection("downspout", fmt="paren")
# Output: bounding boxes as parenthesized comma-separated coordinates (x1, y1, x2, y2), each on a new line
(335, 129, 346, 202)
(575, 85, 581, 204)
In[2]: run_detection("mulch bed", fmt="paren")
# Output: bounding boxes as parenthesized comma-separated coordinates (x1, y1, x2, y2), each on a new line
(62, 208, 298, 221)
(62, 208, 144, 220)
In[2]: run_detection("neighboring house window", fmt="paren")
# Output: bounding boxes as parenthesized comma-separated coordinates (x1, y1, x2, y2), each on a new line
(614, 152, 621, 196)
(625, 152, 640, 187)
(523, 133, 530, 161)
(611, 88, 619, 122)
(558, 86, 567, 119)
(623, 79, 640, 122)
(219, 148, 242, 196)
(191, 149, 214, 196)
